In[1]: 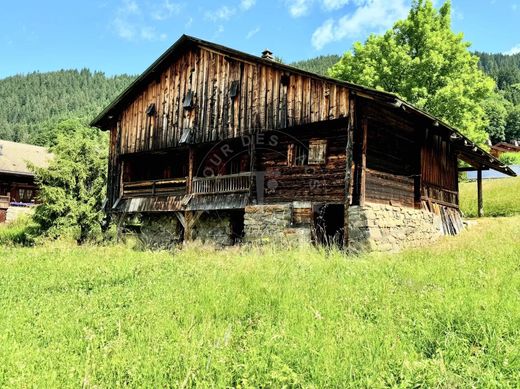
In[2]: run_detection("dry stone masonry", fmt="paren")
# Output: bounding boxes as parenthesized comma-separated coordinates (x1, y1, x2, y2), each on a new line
(348, 203, 443, 252)
(244, 204, 311, 245)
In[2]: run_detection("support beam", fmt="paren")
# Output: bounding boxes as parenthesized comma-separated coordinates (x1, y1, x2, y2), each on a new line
(187, 146, 195, 194)
(343, 97, 356, 250)
(477, 168, 483, 218)
(458, 166, 489, 172)
(359, 118, 368, 206)
(183, 210, 203, 241)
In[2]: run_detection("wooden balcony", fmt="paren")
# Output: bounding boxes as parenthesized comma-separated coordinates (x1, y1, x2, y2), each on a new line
(192, 172, 252, 195)
(122, 178, 187, 198)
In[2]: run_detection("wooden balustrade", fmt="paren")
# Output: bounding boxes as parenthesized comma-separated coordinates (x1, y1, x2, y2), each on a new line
(122, 178, 187, 198)
(192, 172, 252, 195)
(122, 173, 253, 198)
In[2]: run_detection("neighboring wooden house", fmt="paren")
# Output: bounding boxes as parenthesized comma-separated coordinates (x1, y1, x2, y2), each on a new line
(91, 35, 516, 251)
(490, 141, 520, 158)
(0, 140, 52, 223)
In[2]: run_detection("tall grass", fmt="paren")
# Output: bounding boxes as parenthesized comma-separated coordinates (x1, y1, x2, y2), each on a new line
(1, 217, 519, 387)
(459, 176, 520, 217)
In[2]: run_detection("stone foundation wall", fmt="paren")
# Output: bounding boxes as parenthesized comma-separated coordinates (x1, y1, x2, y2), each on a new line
(244, 204, 311, 245)
(140, 214, 182, 249)
(192, 212, 233, 246)
(348, 203, 443, 252)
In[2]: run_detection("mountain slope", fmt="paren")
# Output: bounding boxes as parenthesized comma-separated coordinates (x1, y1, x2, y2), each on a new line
(0, 70, 135, 145)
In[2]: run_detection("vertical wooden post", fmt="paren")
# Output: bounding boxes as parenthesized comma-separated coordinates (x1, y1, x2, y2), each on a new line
(187, 146, 195, 194)
(359, 118, 368, 206)
(184, 211, 193, 241)
(343, 96, 356, 250)
(477, 168, 483, 217)
(249, 137, 256, 202)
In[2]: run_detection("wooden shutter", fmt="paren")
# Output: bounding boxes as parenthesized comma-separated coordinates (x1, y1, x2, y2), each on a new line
(308, 139, 327, 165)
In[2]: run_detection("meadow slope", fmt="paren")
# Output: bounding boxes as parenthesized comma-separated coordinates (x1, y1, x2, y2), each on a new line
(459, 176, 520, 217)
(1, 216, 519, 387)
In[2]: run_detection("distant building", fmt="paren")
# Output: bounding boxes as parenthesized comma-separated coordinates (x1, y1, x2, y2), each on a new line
(490, 141, 520, 158)
(0, 140, 52, 223)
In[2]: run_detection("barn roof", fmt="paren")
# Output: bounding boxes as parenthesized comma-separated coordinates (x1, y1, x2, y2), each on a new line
(0, 140, 52, 177)
(91, 34, 516, 177)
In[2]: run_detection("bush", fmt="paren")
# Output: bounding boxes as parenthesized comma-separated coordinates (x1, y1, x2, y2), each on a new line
(498, 152, 520, 165)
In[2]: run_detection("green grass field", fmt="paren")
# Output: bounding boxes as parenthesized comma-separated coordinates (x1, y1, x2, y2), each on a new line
(1, 216, 520, 387)
(459, 176, 520, 217)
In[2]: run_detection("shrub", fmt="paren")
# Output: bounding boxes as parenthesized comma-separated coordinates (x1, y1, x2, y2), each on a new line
(498, 152, 520, 165)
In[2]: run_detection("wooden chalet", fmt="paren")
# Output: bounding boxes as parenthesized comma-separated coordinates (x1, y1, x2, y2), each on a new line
(91, 35, 516, 250)
(0, 140, 52, 223)
(490, 141, 520, 158)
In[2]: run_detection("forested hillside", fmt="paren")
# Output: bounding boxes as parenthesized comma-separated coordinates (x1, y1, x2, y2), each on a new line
(0, 70, 135, 145)
(290, 55, 341, 76)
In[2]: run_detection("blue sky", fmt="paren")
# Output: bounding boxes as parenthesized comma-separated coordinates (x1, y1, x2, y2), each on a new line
(1, 0, 519, 78)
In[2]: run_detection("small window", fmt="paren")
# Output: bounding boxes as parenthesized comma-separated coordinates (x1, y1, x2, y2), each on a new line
(183, 90, 194, 109)
(288, 143, 308, 166)
(308, 139, 327, 165)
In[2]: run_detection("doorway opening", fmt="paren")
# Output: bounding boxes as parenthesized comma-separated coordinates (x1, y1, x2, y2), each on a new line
(229, 209, 245, 245)
(313, 204, 344, 247)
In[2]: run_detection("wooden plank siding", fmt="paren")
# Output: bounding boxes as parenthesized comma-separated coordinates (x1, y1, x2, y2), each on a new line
(259, 123, 348, 204)
(117, 47, 350, 155)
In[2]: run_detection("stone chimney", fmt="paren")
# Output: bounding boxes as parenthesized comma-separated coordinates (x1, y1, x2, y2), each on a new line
(262, 49, 274, 61)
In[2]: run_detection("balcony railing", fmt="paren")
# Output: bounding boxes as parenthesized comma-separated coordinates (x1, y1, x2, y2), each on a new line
(122, 178, 187, 198)
(192, 172, 252, 195)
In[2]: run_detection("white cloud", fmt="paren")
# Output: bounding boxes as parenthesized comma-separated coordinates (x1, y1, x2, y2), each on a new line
(205, 5, 236, 22)
(246, 26, 261, 39)
(513, 3, 518, 11)
(322, 0, 350, 11)
(112, 0, 178, 41)
(185, 17, 194, 28)
(113, 17, 136, 40)
(286, 0, 314, 17)
(240, 0, 256, 10)
(505, 44, 520, 55)
(311, 0, 409, 49)
(151, 0, 182, 21)
(122, 0, 139, 14)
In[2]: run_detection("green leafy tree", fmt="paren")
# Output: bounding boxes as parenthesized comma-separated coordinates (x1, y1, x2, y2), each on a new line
(505, 105, 520, 141)
(31, 119, 108, 244)
(482, 96, 510, 143)
(329, 0, 495, 144)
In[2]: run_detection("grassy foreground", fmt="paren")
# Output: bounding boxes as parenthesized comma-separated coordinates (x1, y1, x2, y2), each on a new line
(1, 217, 519, 387)
(459, 176, 520, 217)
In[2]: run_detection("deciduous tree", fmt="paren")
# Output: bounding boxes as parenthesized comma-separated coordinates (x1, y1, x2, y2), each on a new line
(329, 0, 495, 144)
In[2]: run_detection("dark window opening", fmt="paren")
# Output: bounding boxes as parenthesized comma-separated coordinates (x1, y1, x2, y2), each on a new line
(288, 143, 308, 166)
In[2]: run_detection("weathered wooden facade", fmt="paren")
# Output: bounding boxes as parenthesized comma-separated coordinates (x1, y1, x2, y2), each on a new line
(92, 35, 516, 250)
